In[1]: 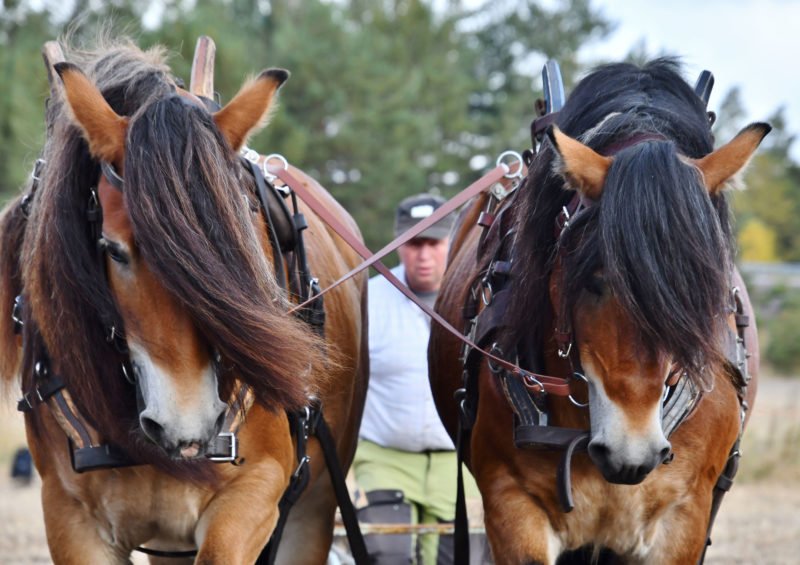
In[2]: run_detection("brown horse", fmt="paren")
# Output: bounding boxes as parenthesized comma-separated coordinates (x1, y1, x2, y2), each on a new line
(0, 38, 367, 564)
(429, 59, 768, 564)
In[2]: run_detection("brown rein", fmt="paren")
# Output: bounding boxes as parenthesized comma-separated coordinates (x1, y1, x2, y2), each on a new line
(271, 159, 572, 397)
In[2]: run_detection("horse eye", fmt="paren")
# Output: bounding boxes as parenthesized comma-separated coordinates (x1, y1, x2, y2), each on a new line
(99, 238, 130, 265)
(585, 274, 606, 296)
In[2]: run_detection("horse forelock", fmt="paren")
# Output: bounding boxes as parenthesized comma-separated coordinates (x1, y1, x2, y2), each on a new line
(508, 59, 732, 384)
(123, 95, 322, 411)
(562, 142, 732, 383)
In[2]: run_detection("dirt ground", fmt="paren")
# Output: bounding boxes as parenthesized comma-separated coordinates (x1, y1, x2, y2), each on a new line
(1, 374, 799, 564)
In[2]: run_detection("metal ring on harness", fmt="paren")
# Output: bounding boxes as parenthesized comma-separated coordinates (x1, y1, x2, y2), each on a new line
(261, 153, 289, 181)
(121, 362, 136, 385)
(522, 371, 545, 394)
(487, 343, 504, 374)
(568, 372, 590, 408)
(481, 280, 493, 306)
(496, 150, 524, 180)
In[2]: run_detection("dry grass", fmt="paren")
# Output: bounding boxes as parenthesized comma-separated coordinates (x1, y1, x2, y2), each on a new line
(738, 373, 800, 483)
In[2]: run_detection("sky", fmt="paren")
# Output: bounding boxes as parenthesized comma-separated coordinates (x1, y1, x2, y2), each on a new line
(579, 0, 800, 160)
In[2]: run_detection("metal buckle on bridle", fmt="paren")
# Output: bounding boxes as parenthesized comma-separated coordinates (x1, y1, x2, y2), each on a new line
(557, 341, 572, 359)
(240, 146, 260, 165)
(730, 286, 741, 313)
(568, 372, 590, 408)
(12, 295, 24, 332)
(292, 454, 310, 479)
(207, 432, 238, 463)
(31, 158, 46, 182)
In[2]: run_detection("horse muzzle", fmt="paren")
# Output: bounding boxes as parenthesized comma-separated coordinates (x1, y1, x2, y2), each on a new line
(139, 404, 227, 459)
(588, 437, 673, 485)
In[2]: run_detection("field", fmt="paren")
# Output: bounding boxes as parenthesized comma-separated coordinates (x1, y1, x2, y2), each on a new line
(1, 372, 799, 564)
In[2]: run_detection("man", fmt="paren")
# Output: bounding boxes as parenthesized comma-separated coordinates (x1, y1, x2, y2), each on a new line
(354, 193, 477, 565)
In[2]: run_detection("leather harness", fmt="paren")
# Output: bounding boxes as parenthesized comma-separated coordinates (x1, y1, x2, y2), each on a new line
(12, 136, 364, 561)
(450, 114, 752, 564)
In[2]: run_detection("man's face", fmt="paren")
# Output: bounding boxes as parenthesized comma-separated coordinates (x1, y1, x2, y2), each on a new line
(397, 237, 449, 293)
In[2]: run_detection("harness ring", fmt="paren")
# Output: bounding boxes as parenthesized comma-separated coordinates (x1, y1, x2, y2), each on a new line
(261, 153, 289, 181)
(487, 343, 504, 374)
(568, 372, 590, 408)
(496, 150, 524, 180)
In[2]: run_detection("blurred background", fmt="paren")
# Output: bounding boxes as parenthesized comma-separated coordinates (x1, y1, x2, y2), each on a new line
(1, 1, 799, 562)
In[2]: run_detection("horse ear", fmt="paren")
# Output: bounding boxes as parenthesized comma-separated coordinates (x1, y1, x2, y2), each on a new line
(213, 69, 289, 152)
(692, 122, 772, 194)
(547, 126, 611, 200)
(54, 63, 128, 166)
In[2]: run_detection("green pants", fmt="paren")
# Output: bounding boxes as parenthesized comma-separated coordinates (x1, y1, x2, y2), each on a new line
(353, 439, 480, 564)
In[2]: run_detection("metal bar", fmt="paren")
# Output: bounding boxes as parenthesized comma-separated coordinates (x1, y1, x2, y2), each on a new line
(333, 524, 485, 536)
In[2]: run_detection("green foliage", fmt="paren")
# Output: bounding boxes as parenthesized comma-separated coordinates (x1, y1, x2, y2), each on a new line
(1, 0, 797, 257)
(0, 0, 612, 249)
(719, 100, 800, 263)
(764, 289, 800, 374)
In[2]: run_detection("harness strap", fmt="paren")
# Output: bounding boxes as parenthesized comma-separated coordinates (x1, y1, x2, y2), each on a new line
(453, 415, 472, 565)
(246, 158, 287, 290)
(699, 285, 752, 564)
(556, 432, 591, 512)
(258, 409, 314, 564)
(256, 405, 368, 565)
(274, 163, 570, 397)
(315, 412, 369, 564)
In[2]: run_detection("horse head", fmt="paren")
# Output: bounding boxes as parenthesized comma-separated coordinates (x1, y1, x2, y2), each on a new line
(53, 63, 291, 458)
(546, 122, 770, 484)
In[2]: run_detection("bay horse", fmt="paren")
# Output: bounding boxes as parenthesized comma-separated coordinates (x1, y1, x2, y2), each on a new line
(0, 38, 368, 564)
(429, 59, 768, 564)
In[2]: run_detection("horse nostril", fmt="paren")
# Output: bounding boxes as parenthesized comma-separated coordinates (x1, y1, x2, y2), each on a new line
(588, 441, 612, 465)
(660, 446, 674, 464)
(140, 415, 165, 444)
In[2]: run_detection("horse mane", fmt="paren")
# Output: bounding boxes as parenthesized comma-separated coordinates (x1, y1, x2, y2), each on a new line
(507, 58, 732, 387)
(9, 37, 325, 472)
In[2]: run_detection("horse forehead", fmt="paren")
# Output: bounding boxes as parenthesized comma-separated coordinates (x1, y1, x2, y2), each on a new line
(576, 299, 664, 382)
(98, 177, 132, 241)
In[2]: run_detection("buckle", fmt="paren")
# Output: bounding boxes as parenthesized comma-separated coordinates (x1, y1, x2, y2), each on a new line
(12, 295, 24, 333)
(292, 455, 310, 478)
(206, 432, 238, 463)
(17, 391, 35, 412)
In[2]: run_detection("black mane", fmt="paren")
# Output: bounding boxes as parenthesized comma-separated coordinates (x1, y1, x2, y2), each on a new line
(508, 59, 732, 384)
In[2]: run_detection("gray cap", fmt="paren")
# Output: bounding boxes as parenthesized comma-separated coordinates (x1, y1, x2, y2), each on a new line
(394, 193, 454, 239)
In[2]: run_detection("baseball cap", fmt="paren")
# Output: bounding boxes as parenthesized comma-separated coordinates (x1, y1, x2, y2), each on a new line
(394, 193, 454, 239)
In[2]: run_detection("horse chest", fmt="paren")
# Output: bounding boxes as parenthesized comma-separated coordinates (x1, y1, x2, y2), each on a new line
(560, 473, 685, 557)
(61, 469, 208, 545)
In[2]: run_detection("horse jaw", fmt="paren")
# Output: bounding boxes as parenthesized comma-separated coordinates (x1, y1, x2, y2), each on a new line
(131, 342, 226, 459)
